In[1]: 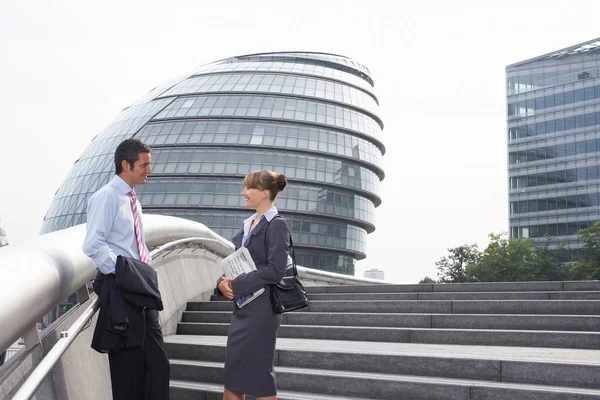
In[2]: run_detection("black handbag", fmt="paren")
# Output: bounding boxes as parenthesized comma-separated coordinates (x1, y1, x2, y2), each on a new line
(265, 216, 309, 314)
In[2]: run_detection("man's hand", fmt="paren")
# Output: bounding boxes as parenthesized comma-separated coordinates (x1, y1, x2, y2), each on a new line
(218, 277, 234, 300)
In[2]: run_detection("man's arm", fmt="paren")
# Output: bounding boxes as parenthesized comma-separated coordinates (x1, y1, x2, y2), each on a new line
(82, 191, 118, 274)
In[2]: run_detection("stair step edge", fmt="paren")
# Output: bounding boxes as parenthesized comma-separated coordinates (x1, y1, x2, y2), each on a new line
(169, 359, 600, 394)
(170, 380, 368, 399)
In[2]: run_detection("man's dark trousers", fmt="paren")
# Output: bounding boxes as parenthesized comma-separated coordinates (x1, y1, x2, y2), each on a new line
(107, 308, 170, 400)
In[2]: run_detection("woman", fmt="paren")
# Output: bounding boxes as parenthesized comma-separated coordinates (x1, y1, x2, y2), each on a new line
(217, 169, 291, 400)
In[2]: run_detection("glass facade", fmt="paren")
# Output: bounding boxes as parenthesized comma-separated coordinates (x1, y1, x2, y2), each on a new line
(507, 38, 600, 260)
(41, 52, 385, 275)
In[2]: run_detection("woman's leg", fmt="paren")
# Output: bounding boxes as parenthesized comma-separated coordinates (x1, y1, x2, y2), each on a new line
(256, 396, 277, 400)
(223, 388, 245, 400)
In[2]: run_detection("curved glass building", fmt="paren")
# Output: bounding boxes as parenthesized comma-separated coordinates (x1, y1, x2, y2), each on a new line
(41, 52, 385, 275)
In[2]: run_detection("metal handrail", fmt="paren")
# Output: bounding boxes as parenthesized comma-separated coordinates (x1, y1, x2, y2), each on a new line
(11, 298, 100, 400)
(298, 265, 390, 285)
(0, 214, 235, 356)
(9, 237, 230, 400)
(150, 237, 232, 260)
(151, 237, 392, 285)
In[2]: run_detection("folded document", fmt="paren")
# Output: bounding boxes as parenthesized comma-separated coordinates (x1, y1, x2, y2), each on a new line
(220, 246, 265, 308)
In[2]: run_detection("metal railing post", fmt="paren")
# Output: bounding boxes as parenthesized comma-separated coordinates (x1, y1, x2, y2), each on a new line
(10, 298, 99, 400)
(22, 325, 42, 352)
(76, 284, 90, 303)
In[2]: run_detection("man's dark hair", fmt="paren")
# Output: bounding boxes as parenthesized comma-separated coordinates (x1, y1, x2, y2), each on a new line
(114, 138, 152, 174)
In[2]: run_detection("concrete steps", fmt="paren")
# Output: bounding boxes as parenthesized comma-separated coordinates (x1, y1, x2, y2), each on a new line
(212, 290, 600, 302)
(306, 281, 600, 293)
(168, 280, 600, 399)
(170, 359, 600, 400)
(176, 322, 600, 349)
(308, 290, 600, 300)
(191, 298, 600, 315)
(166, 337, 600, 389)
(183, 311, 600, 331)
(170, 380, 365, 400)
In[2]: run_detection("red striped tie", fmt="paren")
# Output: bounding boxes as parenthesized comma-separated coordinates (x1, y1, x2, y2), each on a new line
(129, 190, 150, 264)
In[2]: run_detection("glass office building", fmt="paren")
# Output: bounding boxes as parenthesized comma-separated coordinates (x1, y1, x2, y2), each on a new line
(41, 52, 385, 275)
(507, 38, 600, 260)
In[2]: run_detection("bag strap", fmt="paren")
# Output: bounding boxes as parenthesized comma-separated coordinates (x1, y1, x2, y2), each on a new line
(264, 215, 298, 277)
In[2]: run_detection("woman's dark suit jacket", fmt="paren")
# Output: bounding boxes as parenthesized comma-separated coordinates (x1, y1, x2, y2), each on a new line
(222, 214, 290, 397)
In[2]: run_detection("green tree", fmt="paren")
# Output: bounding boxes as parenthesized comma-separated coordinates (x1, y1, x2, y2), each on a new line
(466, 233, 535, 282)
(419, 276, 437, 284)
(572, 221, 600, 280)
(530, 238, 569, 281)
(436, 244, 481, 283)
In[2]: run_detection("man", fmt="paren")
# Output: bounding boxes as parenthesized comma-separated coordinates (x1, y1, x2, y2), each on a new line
(83, 138, 169, 400)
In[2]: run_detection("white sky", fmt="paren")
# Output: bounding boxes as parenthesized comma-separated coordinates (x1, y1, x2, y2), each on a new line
(1, 0, 599, 284)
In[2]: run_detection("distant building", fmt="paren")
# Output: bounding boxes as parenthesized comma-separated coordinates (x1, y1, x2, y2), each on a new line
(507, 37, 600, 261)
(0, 220, 8, 247)
(364, 268, 384, 280)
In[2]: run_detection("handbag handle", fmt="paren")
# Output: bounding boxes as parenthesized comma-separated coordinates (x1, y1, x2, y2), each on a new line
(264, 215, 297, 277)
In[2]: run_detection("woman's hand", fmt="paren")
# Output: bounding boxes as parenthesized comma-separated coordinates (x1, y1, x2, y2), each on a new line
(218, 277, 234, 300)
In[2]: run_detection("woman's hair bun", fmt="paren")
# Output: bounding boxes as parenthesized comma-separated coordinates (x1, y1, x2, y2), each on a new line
(276, 173, 287, 192)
